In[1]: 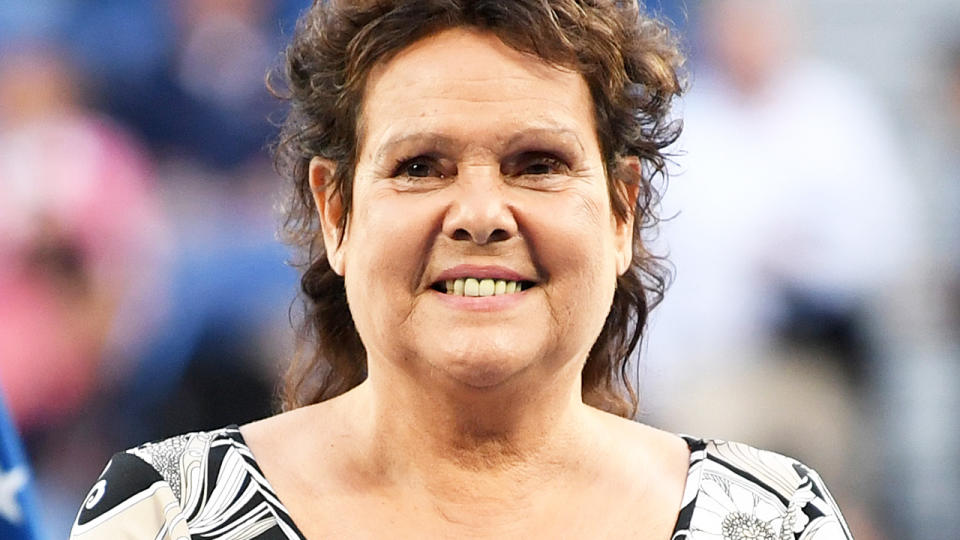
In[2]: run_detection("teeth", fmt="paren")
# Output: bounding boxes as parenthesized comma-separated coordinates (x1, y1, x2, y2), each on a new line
(478, 279, 495, 296)
(464, 278, 479, 296)
(444, 278, 526, 296)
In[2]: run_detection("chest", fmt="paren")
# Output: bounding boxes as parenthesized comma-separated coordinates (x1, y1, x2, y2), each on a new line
(279, 481, 680, 539)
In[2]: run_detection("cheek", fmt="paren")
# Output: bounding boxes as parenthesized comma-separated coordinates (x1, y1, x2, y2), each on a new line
(545, 189, 618, 279)
(348, 191, 429, 275)
(342, 193, 439, 333)
(528, 190, 619, 320)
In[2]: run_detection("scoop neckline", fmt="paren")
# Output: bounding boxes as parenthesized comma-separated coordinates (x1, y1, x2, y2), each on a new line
(228, 425, 702, 539)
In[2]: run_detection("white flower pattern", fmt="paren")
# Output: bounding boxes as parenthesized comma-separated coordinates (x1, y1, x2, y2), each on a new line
(673, 439, 853, 540)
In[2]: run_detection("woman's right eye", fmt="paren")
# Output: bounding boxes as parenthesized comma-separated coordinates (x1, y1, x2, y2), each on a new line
(393, 157, 442, 178)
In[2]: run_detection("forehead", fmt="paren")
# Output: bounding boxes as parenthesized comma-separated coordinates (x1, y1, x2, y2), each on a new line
(360, 27, 598, 154)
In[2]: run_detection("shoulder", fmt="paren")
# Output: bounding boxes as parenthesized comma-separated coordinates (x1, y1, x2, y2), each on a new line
(124, 426, 248, 501)
(675, 438, 853, 539)
(71, 426, 266, 539)
(71, 450, 184, 537)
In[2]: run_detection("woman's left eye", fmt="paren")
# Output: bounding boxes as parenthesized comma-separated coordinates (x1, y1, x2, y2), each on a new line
(517, 154, 567, 176)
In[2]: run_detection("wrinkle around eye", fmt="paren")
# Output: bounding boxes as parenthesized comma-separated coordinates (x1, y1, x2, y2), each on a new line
(385, 171, 453, 193)
(505, 166, 598, 191)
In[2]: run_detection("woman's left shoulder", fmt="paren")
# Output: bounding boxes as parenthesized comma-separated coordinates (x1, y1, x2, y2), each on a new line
(675, 437, 854, 539)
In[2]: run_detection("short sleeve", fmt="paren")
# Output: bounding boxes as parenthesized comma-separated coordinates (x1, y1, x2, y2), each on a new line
(70, 451, 191, 540)
(788, 463, 853, 539)
(679, 439, 854, 540)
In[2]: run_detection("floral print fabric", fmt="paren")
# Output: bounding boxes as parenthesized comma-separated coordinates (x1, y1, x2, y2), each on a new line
(673, 438, 852, 539)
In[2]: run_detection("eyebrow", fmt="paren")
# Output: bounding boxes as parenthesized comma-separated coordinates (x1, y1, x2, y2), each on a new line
(373, 133, 460, 163)
(503, 127, 586, 156)
(372, 126, 586, 162)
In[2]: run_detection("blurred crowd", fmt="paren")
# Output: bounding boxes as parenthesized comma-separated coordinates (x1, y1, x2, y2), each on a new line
(0, 0, 303, 534)
(642, 3, 960, 539)
(0, 0, 957, 538)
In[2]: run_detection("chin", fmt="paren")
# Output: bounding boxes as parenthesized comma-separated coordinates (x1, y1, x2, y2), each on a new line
(425, 345, 535, 390)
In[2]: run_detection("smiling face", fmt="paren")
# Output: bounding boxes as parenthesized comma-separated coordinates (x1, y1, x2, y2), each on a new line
(312, 28, 635, 394)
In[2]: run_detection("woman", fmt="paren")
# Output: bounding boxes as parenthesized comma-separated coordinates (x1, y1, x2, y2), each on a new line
(71, 1, 852, 538)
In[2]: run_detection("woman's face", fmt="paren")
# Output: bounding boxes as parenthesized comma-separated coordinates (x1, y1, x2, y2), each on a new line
(313, 28, 634, 393)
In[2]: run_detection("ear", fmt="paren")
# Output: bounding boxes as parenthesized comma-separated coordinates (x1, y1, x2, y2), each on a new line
(613, 156, 642, 276)
(309, 156, 347, 275)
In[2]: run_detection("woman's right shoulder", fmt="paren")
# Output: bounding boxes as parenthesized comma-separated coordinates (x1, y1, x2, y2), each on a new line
(69, 427, 243, 539)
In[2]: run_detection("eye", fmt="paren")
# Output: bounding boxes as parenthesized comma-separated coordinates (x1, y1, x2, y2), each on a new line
(514, 152, 569, 176)
(393, 156, 443, 178)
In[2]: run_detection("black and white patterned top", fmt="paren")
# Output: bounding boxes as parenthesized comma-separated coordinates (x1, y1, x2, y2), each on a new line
(70, 426, 852, 539)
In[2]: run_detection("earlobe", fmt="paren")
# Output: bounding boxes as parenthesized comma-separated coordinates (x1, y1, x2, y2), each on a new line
(614, 156, 642, 275)
(616, 229, 634, 276)
(309, 156, 347, 275)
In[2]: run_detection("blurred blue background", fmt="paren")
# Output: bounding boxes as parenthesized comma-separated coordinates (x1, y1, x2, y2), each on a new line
(0, 1, 957, 538)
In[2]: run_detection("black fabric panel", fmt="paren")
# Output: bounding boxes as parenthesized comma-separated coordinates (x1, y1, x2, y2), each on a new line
(74, 451, 164, 525)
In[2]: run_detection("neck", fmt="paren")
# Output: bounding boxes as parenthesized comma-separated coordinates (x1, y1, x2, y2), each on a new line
(340, 357, 602, 485)
(300, 359, 630, 535)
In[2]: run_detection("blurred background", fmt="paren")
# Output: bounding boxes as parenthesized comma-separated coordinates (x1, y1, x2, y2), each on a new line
(0, 0, 956, 538)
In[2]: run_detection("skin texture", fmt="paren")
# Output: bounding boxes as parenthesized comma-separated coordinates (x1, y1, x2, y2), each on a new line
(243, 28, 689, 538)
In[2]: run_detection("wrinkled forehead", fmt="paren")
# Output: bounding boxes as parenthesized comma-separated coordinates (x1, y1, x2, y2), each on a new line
(357, 27, 600, 160)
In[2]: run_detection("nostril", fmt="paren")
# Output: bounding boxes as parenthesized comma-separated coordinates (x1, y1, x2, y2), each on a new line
(486, 228, 510, 243)
(451, 227, 510, 244)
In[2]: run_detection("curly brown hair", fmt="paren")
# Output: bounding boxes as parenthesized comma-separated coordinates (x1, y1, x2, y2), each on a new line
(272, 0, 683, 418)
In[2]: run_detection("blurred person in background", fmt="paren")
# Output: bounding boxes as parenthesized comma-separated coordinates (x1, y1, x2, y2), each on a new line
(0, 44, 171, 535)
(70, 1, 853, 538)
(0, 45, 167, 432)
(641, 0, 921, 538)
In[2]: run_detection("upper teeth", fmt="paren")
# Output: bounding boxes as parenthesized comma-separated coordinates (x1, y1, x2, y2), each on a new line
(444, 278, 523, 296)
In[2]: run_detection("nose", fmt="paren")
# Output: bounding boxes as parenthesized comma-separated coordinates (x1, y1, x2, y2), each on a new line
(442, 166, 518, 245)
